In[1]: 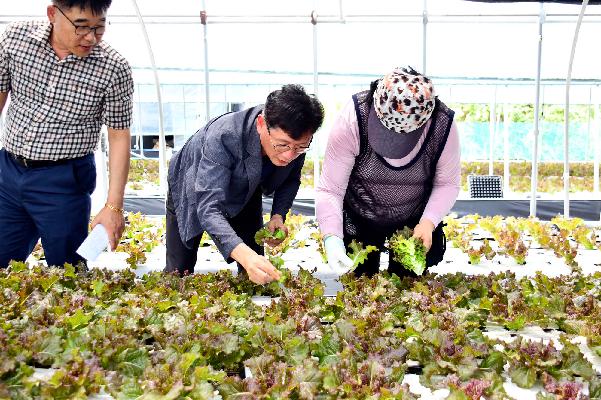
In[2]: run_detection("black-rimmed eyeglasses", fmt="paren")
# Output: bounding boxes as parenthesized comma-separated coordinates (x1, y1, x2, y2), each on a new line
(55, 6, 106, 36)
(266, 123, 312, 154)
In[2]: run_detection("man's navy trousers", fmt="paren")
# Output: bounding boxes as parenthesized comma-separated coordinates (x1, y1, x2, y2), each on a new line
(0, 148, 96, 268)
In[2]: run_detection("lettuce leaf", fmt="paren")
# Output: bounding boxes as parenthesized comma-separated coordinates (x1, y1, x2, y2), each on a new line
(389, 227, 427, 275)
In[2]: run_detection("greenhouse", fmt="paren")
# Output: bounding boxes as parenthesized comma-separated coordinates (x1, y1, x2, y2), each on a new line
(1, 0, 601, 399)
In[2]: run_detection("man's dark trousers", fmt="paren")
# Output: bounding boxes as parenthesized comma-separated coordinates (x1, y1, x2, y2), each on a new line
(0, 148, 96, 268)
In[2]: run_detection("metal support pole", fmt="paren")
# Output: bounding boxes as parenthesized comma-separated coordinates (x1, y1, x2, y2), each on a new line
(201, 2, 210, 123)
(503, 101, 511, 195)
(586, 88, 592, 194)
(311, 10, 319, 99)
(182, 85, 187, 135)
(131, 0, 167, 194)
(563, 0, 589, 218)
(311, 8, 320, 193)
(91, 127, 110, 214)
(422, 0, 428, 74)
(530, 3, 544, 217)
(489, 87, 497, 176)
(134, 88, 144, 157)
(595, 95, 600, 194)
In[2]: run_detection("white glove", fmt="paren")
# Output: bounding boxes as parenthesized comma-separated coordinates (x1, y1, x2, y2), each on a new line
(324, 235, 354, 274)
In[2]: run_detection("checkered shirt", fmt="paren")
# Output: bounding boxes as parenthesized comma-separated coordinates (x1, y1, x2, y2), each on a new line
(0, 21, 134, 160)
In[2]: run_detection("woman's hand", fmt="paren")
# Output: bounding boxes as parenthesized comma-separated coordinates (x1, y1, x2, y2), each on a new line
(413, 218, 435, 251)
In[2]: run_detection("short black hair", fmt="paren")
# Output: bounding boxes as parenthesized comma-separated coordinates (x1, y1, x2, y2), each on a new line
(52, 0, 112, 15)
(264, 84, 324, 140)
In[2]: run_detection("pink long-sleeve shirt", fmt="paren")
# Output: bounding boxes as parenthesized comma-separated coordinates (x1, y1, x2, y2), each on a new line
(316, 100, 461, 239)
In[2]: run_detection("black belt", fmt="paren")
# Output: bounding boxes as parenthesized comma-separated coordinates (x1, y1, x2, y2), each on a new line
(8, 151, 72, 168)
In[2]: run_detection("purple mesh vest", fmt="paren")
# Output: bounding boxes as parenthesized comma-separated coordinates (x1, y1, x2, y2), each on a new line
(343, 90, 454, 227)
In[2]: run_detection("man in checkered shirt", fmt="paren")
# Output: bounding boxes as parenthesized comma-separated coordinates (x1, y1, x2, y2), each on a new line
(0, 0, 133, 268)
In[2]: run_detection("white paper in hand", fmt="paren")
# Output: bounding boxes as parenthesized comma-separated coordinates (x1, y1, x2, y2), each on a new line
(76, 224, 109, 261)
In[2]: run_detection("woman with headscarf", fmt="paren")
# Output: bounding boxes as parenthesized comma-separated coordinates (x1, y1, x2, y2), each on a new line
(316, 66, 461, 277)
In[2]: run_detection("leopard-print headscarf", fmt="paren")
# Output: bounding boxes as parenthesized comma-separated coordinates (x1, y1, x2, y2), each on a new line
(373, 66, 436, 134)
